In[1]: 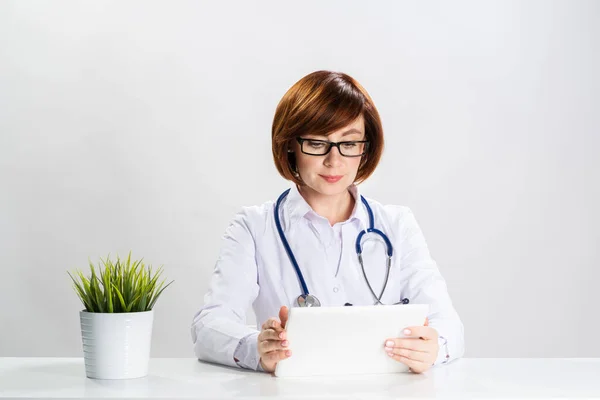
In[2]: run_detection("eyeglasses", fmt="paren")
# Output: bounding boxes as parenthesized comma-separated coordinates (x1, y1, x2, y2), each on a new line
(296, 137, 369, 157)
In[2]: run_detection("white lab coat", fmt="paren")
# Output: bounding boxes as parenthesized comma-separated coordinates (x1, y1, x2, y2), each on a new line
(191, 183, 464, 370)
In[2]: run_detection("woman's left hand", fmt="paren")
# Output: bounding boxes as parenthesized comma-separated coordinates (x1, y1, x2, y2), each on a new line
(384, 318, 439, 374)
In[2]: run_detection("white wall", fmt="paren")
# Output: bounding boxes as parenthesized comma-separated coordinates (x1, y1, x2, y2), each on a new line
(1, 0, 598, 358)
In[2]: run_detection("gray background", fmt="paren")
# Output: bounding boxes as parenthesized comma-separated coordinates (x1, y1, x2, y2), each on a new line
(1, 0, 598, 358)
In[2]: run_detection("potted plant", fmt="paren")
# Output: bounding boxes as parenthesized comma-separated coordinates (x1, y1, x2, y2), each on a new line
(68, 251, 173, 379)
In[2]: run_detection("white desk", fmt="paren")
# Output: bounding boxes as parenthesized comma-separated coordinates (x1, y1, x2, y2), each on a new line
(1, 358, 599, 399)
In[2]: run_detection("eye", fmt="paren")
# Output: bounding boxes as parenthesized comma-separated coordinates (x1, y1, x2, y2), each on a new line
(342, 142, 357, 149)
(307, 140, 326, 148)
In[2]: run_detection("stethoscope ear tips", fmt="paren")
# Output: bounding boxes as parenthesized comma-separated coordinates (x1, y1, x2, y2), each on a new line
(401, 298, 410, 304)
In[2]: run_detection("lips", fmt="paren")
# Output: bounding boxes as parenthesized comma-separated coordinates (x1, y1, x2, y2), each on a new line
(319, 175, 343, 183)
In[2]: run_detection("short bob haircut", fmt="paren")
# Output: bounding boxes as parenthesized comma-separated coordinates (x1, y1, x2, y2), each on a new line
(272, 70, 384, 186)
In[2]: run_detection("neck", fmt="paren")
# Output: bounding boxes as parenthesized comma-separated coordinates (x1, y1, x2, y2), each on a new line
(298, 184, 355, 226)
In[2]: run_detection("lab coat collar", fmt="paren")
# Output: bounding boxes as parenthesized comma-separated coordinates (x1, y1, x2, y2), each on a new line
(283, 182, 369, 231)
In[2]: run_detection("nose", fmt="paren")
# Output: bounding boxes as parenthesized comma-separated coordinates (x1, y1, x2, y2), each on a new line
(324, 144, 344, 167)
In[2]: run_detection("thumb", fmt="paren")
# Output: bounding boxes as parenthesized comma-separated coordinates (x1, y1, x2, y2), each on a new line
(279, 306, 289, 328)
(424, 317, 429, 326)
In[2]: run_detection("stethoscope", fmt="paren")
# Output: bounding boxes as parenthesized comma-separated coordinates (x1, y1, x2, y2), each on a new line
(274, 188, 410, 307)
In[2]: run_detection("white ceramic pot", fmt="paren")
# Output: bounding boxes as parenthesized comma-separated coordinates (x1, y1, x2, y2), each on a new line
(79, 310, 154, 379)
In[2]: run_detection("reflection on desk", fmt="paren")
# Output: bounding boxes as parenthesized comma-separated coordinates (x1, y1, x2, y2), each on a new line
(1, 358, 599, 399)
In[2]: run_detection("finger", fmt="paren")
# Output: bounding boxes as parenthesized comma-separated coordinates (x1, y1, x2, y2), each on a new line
(259, 338, 290, 353)
(388, 353, 430, 374)
(384, 338, 428, 352)
(386, 347, 428, 363)
(261, 318, 276, 331)
(261, 317, 284, 332)
(279, 306, 289, 329)
(263, 349, 292, 364)
(400, 326, 438, 340)
(258, 328, 285, 342)
(424, 317, 429, 326)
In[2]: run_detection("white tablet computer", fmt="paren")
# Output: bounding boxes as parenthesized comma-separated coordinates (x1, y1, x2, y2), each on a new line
(274, 304, 429, 378)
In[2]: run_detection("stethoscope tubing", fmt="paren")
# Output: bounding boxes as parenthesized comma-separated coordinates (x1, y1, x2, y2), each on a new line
(274, 188, 310, 296)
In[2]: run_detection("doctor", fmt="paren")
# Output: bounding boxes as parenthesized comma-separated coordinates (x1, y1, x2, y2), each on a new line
(191, 70, 464, 374)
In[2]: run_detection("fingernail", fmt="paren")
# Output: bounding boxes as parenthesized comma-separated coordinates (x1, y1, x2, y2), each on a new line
(404, 329, 411, 335)
(387, 352, 394, 357)
(385, 340, 394, 347)
(385, 346, 392, 352)
(279, 332, 284, 339)
(282, 340, 288, 347)
(286, 350, 292, 357)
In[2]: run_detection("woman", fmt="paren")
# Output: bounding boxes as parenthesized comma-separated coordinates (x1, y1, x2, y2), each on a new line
(191, 70, 464, 374)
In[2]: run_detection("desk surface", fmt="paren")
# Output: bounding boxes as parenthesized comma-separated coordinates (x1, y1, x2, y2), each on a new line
(1, 358, 599, 399)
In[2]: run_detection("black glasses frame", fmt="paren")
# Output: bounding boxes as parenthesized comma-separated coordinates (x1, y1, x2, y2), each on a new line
(296, 137, 370, 157)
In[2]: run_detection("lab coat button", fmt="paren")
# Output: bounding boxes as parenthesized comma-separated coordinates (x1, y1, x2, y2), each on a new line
(333, 286, 339, 293)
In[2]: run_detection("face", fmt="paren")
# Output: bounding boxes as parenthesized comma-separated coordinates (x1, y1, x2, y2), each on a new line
(292, 114, 366, 197)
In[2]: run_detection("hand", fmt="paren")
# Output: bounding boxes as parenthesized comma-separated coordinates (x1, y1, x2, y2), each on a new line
(258, 306, 291, 372)
(384, 317, 439, 374)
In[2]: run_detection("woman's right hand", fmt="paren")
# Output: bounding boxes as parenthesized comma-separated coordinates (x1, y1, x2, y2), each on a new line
(258, 306, 291, 372)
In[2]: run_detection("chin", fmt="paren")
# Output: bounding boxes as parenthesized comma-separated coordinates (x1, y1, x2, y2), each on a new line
(311, 179, 351, 195)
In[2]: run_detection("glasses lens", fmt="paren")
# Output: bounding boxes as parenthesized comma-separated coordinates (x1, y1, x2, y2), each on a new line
(302, 140, 330, 155)
(339, 142, 367, 156)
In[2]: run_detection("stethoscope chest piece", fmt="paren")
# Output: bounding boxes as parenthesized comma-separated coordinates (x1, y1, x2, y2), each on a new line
(297, 294, 321, 307)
